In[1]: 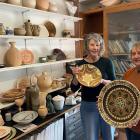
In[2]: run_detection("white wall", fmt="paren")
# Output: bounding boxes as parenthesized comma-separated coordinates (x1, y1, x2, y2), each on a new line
(0, 0, 76, 92)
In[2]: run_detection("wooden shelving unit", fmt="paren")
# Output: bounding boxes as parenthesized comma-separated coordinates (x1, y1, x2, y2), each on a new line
(80, 1, 140, 80)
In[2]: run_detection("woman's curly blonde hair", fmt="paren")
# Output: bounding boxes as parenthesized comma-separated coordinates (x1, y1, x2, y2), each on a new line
(83, 33, 105, 57)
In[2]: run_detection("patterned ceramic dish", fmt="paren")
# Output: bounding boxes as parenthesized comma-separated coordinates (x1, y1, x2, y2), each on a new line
(0, 126, 11, 139)
(12, 111, 38, 125)
(76, 64, 102, 87)
(98, 80, 140, 128)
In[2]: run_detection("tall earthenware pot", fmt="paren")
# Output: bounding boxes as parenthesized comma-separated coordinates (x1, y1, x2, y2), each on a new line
(4, 42, 22, 67)
(36, 0, 49, 11)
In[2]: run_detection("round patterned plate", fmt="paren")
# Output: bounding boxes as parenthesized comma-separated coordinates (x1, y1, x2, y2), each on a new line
(75, 64, 102, 87)
(98, 80, 140, 128)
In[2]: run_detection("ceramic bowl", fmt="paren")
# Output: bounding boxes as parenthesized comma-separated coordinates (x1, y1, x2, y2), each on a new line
(12, 111, 38, 125)
(14, 28, 26, 36)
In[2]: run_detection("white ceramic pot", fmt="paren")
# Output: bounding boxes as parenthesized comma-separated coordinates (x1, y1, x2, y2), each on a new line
(52, 95, 65, 111)
(7, 0, 22, 5)
(22, 0, 36, 8)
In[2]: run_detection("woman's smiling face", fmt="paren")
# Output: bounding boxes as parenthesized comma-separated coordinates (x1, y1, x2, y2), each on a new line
(88, 39, 101, 57)
(131, 47, 140, 67)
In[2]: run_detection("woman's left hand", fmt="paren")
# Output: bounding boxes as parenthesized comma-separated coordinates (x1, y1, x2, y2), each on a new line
(127, 118, 140, 128)
(101, 79, 111, 85)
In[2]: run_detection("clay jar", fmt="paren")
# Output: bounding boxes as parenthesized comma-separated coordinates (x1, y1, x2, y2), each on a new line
(36, 0, 49, 11)
(7, 0, 21, 5)
(32, 25, 40, 36)
(4, 42, 22, 67)
(36, 72, 52, 92)
(22, 0, 36, 8)
(48, 2, 58, 12)
(38, 105, 48, 118)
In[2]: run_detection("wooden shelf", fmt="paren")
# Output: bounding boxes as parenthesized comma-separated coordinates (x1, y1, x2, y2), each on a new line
(111, 53, 130, 56)
(0, 2, 82, 22)
(116, 73, 123, 76)
(82, 7, 103, 15)
(0, 58, 82, 72)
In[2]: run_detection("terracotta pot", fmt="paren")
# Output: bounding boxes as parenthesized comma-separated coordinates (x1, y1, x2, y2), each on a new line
(4, 42, 22, 67)
(36, 0, 49, 11)
(38, 105, 48, 118)
(22, 0, 36, 8)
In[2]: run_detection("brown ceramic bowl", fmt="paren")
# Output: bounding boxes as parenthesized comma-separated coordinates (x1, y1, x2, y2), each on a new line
(14, 28, 26, 36)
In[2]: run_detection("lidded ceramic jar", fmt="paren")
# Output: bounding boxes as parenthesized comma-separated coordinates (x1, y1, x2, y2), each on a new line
(36, 0, 49, 11)
(36, 72, 52, 92)
(52, 95, 65, 110)
(4, 42, 22, 67)
(22, 0, 36, 8)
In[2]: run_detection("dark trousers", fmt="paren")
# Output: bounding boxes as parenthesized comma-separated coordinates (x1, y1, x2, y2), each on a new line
(125, 128, 140, 140)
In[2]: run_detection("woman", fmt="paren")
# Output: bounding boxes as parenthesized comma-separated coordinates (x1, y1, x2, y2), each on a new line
(124, 42, 140, 140)
(70, 33, 115, 140)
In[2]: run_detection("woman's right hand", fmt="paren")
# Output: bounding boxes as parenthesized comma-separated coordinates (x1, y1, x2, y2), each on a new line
(71, 65, 80, 75)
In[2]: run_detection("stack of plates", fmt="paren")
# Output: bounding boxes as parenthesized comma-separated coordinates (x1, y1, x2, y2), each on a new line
(0, 126, 16, 140)
(100, 0, 122, 7)
(0, 89, 24, 102)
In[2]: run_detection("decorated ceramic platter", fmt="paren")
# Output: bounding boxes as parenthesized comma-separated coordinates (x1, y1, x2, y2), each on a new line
(12, 111, 38, 125)
(98, 80, 140, 128)
(20, 50, 34, 65)
(76, 64, 102, 87)
(0, 126, 11, 139)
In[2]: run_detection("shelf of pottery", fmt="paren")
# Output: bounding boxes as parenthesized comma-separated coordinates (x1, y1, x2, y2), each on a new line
(0, 0, 82, 108)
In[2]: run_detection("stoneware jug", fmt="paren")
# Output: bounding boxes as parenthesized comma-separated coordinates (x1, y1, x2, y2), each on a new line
(4, 42, 22, 67)
(36, 0, 49, 11)
(24, 20, 33, 36)
(22, 0, 36, 8)
(32, 25, 40, 36)
(36, 72, 52, 92)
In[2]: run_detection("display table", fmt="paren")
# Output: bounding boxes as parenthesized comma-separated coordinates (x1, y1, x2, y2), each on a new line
(5, 104, 80, 140)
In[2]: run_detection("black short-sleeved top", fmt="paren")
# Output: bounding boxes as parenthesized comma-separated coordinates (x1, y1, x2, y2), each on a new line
(71, 57, 116, 102)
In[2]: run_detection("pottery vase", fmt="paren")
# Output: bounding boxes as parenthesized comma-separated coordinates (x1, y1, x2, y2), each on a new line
(7, 0, 21, 5)
(48, 2, 58, 12)
(36, 0, 49, 11)
(4, 42, 22, 67)
(32, 25, 40, 36)
(38, 105, 48, 118)
(36, 72, 52, 92)
(22, 0, 36, 8)
(39, 91, 47, 106)
(24, 20, 33, 36)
